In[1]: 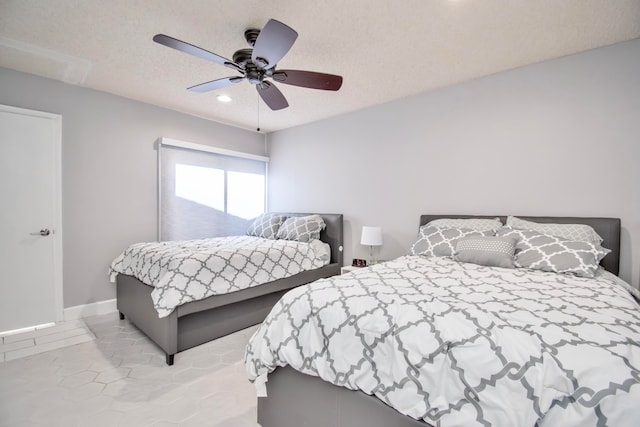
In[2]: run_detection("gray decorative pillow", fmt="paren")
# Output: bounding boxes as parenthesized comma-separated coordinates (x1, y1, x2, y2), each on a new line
(497, 228, 610, 278)
(276, 215, 326, 242)
(246, 213, 288, 239)
(409, 226, 495, 258)
(454, 236, 517, 269)
(506, 216, 603, 245)
(426, 217, 502, 232)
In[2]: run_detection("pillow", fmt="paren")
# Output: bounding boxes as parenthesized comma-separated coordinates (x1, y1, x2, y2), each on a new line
(506, 216, 603, 245)
(246, 213, 287, 239)
(409, 226, 495, 258)
(496, 228, 610, 278)
(453, 236, 517, 269)
(426, 217, 502, 232)
(276, 214, 326, 242)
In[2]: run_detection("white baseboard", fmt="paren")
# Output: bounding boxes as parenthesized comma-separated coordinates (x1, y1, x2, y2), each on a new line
(64, 298, 117, 321)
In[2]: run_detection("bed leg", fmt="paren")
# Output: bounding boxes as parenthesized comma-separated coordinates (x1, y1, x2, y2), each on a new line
(118, 311, 125, 320)
(166, 354, 175, 366)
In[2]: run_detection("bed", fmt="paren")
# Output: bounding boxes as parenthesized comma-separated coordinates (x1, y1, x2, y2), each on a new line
(112, 212, 343, 365)
(246, 215, 640, 427)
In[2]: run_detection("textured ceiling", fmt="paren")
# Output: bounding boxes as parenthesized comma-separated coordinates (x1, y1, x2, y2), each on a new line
(1, 0, 639, 133)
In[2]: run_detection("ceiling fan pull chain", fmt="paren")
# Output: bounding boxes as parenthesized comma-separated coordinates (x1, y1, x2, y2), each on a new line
(256, 92, 261, 132)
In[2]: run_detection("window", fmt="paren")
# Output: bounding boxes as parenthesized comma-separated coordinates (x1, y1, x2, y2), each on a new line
(158, 138, 268, 241)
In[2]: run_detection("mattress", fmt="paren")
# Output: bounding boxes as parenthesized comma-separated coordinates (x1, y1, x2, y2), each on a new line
(109, 235, 330, 317)
(245, 255, 640, 427)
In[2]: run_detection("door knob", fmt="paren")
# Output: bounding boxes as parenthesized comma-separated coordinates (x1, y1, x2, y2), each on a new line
(30, 229, 51, 236)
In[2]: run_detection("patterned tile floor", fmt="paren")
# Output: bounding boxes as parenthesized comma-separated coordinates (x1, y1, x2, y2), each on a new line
(0, 313, 260, 427)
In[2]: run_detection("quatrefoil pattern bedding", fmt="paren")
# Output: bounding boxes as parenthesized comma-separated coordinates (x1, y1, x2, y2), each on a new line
(409, 226, 495, 257)
(276, 214, 326, 242)
(109, 235, 330, 317)
(506, 216, 603, 245)
(246, 213, 287, 239)
(246, 256, 640, 427)
(497, 228, 610, 278)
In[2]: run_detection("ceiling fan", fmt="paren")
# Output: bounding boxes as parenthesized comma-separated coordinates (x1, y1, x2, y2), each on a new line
(153, 19, 343, 111)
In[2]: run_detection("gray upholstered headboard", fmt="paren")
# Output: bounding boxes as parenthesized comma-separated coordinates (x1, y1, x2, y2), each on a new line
(419, 215, 621, 276)
(277, 213, 344, 266)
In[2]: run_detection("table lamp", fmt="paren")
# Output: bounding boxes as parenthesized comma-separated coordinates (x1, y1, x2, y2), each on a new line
(360, 226, 383, 265)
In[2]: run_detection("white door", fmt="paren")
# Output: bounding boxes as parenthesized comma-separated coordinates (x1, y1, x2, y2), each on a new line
(0, 105, 62, 333)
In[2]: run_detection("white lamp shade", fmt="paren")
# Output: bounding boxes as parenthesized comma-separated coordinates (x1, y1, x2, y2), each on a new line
(360, 226, 383, 246)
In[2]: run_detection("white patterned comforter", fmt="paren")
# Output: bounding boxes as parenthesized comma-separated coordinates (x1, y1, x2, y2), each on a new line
(245, 256, 640, 427)
(109, 235, 330, 318)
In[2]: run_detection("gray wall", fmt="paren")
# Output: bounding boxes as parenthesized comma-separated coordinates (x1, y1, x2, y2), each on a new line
(267, 38, 640, 288)
(1, 36, 638, 311)
(0, 67, 265, 308)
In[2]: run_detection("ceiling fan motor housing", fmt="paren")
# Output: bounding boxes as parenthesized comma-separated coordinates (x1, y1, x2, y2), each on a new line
(233, 48, 273, 85)
(245, 64, 262, 85)
(232, 48, 252, 67)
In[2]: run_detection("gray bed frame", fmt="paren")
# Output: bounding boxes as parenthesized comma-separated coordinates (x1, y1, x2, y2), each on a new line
(116, 213, 343, 365)
(257, 215, 621, 427)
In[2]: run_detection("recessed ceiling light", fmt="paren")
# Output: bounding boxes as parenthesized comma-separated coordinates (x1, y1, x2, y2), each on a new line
(217, 95, 232, 103)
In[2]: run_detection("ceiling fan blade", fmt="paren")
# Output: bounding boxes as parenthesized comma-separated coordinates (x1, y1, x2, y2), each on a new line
(188, 76, 244, 93)
(153, 34, 242, 72)
(256, 81, 289, 110)
(272, 70, 343, 91)
(251, 19, 298, 69)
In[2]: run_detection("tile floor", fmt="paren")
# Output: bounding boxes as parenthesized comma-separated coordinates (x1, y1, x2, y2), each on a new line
(0, 313, 260, 427)
(0, 320, 96, 363)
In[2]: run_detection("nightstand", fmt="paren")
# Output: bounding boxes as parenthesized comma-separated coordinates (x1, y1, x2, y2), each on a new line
(340, 265, 363, 274)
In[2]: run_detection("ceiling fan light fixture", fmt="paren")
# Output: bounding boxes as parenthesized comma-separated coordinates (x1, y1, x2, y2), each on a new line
(216, 95, 232, 103)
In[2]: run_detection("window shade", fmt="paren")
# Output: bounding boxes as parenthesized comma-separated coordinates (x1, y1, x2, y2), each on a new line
(158, 138, 268, 241)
